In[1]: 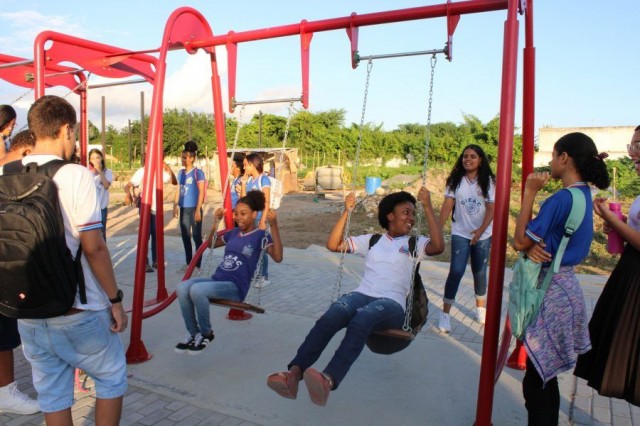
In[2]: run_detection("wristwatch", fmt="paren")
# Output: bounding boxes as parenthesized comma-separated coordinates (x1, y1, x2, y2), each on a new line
(109, 289, 124, 304)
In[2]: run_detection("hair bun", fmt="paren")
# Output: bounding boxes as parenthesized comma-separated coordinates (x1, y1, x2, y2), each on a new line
(184, 140, 198, 152)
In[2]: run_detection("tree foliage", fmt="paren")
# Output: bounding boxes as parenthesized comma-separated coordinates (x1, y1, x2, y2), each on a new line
(99, 108, 525, 175)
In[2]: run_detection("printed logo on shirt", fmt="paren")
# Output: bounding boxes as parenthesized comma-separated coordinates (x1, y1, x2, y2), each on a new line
(461, 197, 483, 215)
(241, 244, 255, 258)
(220, 254, 242, 271)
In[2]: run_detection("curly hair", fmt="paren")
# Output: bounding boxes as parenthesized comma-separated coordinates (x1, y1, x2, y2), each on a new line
(237, 190, 266, 212)
(377, 191, 416, 230)
(445, 144, 496, 198)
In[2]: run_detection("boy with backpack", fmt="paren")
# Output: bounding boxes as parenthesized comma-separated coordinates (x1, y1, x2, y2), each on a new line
(0, 96, 128, 425)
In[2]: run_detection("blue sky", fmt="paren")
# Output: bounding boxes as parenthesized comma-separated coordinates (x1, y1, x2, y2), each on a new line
(1, 1, 639, 135)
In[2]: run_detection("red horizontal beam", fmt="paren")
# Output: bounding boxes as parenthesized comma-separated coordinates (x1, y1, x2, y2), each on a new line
(191, 0, 507, 49)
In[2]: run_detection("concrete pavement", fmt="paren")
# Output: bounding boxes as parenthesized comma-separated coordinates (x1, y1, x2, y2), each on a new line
(2, 234, 638, 426)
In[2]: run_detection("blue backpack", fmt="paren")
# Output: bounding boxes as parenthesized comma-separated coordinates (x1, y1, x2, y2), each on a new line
(508, 188, 586, 339)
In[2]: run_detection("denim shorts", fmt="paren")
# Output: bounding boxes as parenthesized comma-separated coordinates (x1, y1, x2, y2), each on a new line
(18, 309, 127, 412)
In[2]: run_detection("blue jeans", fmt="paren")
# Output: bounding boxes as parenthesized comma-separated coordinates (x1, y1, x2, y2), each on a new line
(443, 235, 491, 304)
(177, 278, 241, 336)
(179, 207, 203, 268)
(289, 292, 404, 389)
(139, 207, 157, 264)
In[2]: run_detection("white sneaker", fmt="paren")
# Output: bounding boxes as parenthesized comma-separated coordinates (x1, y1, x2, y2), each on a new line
(476, 307, 486, 325)
(438, 313, 451, 333)
(255, 277, 270, 289)
(192, 267, 201, 276)
(0, 382, 40, 415)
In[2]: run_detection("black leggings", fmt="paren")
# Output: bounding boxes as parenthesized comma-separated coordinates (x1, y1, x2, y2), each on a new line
(522, 358, 559, 425)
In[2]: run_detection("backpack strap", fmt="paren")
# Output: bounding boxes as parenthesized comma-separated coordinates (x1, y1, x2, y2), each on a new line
(538, 187, 586, 291)
(368, 233, 382, 249)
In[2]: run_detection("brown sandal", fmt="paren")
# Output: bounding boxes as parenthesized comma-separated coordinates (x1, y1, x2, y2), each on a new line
(267, 371, 299, 399)
(303, 368, 332, 406)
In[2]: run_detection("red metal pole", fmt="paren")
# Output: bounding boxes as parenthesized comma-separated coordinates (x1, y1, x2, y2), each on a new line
(522, 0, 535, 184)
(210, 52, 234, 230)
(474, 1, 520, 425)
(126, 55, 167, 365)
(153, 100, 168, 302)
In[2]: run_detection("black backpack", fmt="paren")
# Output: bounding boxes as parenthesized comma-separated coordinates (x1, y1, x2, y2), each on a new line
(365, 234, 429, 355)
(0, 160, 86, 319)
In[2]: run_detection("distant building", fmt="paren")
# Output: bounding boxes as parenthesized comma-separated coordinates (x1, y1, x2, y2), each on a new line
(535, 126, 634, 166)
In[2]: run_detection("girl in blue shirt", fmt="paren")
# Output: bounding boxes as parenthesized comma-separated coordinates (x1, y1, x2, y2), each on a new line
(513, 132, 610, 425)
(173, 141, 206, 272)
(175, 191, 283, 355)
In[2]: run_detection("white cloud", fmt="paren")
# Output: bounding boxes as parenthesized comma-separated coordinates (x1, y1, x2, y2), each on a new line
(0, 10, 86, 55)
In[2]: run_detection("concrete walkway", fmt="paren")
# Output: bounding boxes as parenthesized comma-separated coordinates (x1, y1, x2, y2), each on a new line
(2, 235, 638, 425)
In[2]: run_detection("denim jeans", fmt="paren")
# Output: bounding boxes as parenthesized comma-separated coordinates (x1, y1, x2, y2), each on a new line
(139, 208, 157, 265)
(179, 207, 203, 268)
(289, 292, 404, 389)
(177, 278, 240, 336)
(443, 235, 491, 304)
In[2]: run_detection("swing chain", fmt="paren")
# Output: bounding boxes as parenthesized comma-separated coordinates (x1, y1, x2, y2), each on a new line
(63, 72, 92, 100)
(276, 101, 295, 181)
(9, 88, 33, 106)
(333, 60, 372, 300)
(352, 59, 374, 192)
(244, 225, 271, 306)
(422, 54, 437, 187)
(208, 105, 246, 255)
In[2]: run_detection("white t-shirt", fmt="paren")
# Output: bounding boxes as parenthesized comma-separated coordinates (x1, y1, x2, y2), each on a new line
(129, 166, 172, 213)
(1, 155, 110, 311)
(93, 168, 113, 210)
(445, 176, 495, 240)
(347, 233, 430, 310)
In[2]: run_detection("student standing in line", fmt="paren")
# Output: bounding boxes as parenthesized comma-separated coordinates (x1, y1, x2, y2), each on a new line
(240, 153, 272, 287)
(230, 153, 245, 210)
(437, 144, 495, 332)
(513, 132, 609, 425)
(88, 148, 113, 241)
(124, 158, 177, 272)
(574, 126, 640, 407)
(173, 141, 206, 274)
(0, 105, 17, 158)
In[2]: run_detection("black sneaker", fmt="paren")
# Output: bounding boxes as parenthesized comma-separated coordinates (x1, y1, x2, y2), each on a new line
(187, 333, 214, 355)
(174, 335, 196, 353)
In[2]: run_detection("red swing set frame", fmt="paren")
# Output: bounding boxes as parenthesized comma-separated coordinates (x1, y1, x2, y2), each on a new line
(0, 1, 536, 423)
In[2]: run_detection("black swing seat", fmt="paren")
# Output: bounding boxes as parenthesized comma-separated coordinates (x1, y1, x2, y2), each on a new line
(208, 298, 265, 314)
(372, 328, 415, 340)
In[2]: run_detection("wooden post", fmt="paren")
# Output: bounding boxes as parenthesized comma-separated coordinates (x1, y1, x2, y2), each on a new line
(101, 96, 106, 155)
(140, 91, 145, 164)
